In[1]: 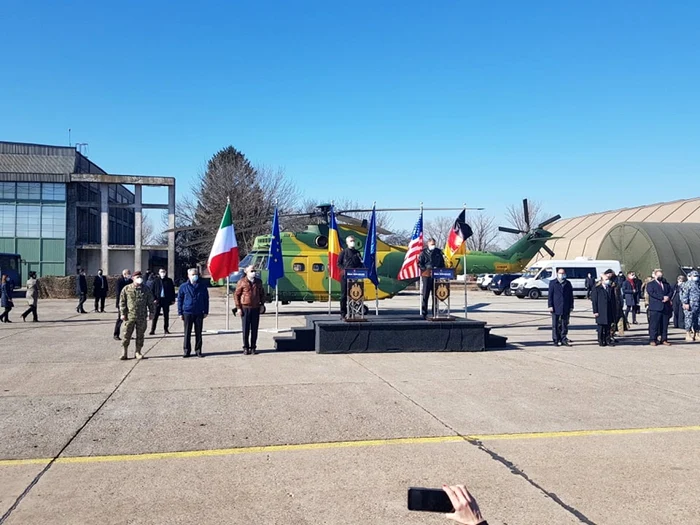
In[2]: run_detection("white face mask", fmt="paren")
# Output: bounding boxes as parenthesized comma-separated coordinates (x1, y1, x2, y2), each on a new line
(347, 241, 355, 248)
(159, 272, 166, 278)
(558, 273, 566, 280)
(428, 245, 435, 251)
(125, 274, 131, 280)
(247, 272, 256, 281)
(134, 277, 143, 285)
(603, 279, 610, 285)
(692, 277, 699, 282)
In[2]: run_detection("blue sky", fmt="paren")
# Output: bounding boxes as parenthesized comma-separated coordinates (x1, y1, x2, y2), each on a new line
(2, 1, 699, 231)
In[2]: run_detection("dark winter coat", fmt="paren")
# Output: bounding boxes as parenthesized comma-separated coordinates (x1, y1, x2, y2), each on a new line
(584, 276, 596, 292)
(76, 275, 87, 295)
(177, 281, 209, 316)
(1, 281, 14, 308)
(418, 248, 446, 272)
(338, 247, 363, 270)
(591, 283, 617, 325)
(647, 279, 672, 314)
(115, 277, 133, 308)
(621, 279, 640, 307)
(548, 279, 574, 315)
(151, 276, 176, 304)
(93, 275, 108, 298)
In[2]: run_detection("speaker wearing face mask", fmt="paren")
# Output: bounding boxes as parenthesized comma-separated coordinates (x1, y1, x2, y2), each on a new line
(149, 268, 176, 335)
(93, 269, 108, 313)
(548, 270, 574, 346)
(234, 265, 267, 354)
(416, 238, 446, 319)
(177, 268, 210, 358)
(337, 235, 364, 320)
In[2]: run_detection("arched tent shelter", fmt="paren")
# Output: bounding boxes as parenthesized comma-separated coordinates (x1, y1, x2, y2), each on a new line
(597, 222, 700, 279)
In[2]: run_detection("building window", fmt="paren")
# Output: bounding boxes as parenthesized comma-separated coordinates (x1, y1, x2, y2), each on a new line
(16, 205, 41, 237)
(41, 183, 66, 202)
(42, 205, 66, 238)
(0, 205, 14, 236)
(0, 182, 15, 200)
(16, 183, 41, 201)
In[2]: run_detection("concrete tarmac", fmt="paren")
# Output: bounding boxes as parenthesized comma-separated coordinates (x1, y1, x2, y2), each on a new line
(1, 290, 699, 524)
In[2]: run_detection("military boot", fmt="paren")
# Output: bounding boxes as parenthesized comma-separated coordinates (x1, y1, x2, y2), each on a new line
(685, 331, 693, 342)
(120, 348, 128, 361)
(135, 349, 145, 359)
(693, 330, 697, 341)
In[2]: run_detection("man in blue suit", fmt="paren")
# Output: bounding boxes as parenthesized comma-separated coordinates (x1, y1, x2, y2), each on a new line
(647, 268, 672, 346)
(548, 267, 574, 346)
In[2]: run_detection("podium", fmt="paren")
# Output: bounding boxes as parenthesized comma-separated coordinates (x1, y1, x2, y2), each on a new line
(345, 268, 369, 322)
(431, 268, 456, 320)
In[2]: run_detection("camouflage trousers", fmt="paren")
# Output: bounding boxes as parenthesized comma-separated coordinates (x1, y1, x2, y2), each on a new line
(122, 318, 147, 354)
(684, 308, 700, 332)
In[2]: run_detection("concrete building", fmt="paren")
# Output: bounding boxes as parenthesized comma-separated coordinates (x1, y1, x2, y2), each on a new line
(0, 141, 175, 278)
(532, 198, 700, 265)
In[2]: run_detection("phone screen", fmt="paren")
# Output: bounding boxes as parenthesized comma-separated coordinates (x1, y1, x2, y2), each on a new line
(407, 487, 454, 513)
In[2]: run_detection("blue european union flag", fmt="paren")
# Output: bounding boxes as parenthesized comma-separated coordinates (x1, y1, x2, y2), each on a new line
(267, 207, 284, 289)
(363, 206, 379, 287)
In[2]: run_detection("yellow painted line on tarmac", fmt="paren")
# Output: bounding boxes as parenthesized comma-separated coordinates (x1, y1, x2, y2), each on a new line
(2, 425, 699, 468)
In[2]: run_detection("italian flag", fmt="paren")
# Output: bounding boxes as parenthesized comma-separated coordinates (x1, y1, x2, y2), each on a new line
(207, 203, 239, 280)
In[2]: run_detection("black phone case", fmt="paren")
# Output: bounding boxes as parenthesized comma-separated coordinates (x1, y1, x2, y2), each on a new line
(407, 487, 454, 513)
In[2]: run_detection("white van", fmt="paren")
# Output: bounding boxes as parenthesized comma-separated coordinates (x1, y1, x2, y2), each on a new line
(511, 258, 622, 299)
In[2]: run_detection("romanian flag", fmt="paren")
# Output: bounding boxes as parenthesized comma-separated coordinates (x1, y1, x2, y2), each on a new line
(328, 205, 342, 282)
(444, 209, 473, 260)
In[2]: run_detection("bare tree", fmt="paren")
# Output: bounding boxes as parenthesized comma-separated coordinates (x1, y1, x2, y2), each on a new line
(140, 214, 159, 245)
(466, 212, 500, 252)
(504, 199, 546, 240)
(382, 229, 412, 246)
(424, 215, 454, 248)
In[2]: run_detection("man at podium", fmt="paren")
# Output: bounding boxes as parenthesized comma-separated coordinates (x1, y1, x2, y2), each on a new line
(418, 238, 446, 319)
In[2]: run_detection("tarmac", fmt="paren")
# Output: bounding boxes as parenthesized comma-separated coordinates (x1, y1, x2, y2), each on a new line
(1, 289, 699, 525)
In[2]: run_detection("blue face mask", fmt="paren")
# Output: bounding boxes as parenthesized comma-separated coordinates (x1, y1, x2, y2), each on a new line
(190, 275, 199, 283)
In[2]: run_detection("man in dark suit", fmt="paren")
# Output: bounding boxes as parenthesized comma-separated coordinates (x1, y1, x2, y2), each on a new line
(149, 268, 176, 335)
(584, 272, 596, 300)
(418, 238, 446, 319)
(592, 273, 618, 346)
(76, 268, 88, 314)
(337, 235, 364, 320)
(113, 269, 132, 340)
(93, 269, 108, 313)
(647, 268, 673, 346)
(548, 267, 574, 346)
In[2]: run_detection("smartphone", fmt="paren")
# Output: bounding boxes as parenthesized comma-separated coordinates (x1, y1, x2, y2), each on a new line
(407, 487, 454, 513)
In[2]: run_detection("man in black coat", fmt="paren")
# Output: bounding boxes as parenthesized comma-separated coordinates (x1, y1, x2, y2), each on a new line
(337, 235, 364, 319)
(75, 268, 88, 314)
(418, 238, 446, 319)
(584, 273, 596, 300)
(621, 271, 640, 325)
(548, 268, 574, 346)
(93, 269, 108, 313)
(591, 274, 617, 346)
(149, 268, 176, 335)
(671, 275, 686, 329)
(113, 269, 132, 340)
(647, 268, 673, 346)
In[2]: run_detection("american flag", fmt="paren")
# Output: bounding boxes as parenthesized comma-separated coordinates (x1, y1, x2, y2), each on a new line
(397, 212, 423, 280)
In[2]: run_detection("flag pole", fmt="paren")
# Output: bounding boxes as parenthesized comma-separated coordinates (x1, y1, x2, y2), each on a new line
(328, 200, 333, 315)
(418, 201, 423, 316)
(275, 199, 280, 330)
(463, 202, 468, 319)
(226, 196, 231, 330)
(373, 201, 379, 316)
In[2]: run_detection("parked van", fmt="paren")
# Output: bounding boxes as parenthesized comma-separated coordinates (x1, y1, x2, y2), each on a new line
(511, 258, 622, 299)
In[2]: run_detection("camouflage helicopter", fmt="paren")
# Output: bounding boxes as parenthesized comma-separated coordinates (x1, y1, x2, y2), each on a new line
(224, 201, 560, 304)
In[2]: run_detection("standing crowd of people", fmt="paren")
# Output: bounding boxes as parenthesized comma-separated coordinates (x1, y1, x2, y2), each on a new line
(554, 267, 699, 347)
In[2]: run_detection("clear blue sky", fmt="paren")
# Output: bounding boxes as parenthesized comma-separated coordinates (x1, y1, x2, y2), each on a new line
(2, 1, 699, 231)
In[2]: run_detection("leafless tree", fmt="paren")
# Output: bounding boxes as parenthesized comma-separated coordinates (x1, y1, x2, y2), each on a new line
(466, 212, 500, 251)
(425, 215, 454, 248)
(382, 229, 412, 246)
(504, 199, 545, 238)
(140, 214, 160, 246)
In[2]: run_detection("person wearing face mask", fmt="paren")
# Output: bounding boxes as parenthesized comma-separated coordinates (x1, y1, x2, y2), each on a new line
(671, 275, 686, 330)
(548, 268, 574, 346)
(93, 269, 108, 313)
(680, 270, 700, 342)
(113, 269, 133, 340)
(234, 265, 267, 355)
(177, 268, 210, 358)
(75, 268, 88, 314)
(591, 271, 618, 346)
(337, 235, 364, 320)
(149, 268, 176, 335)
(119, 271, 155, 360)
(621, 271, 640, 325)
(418, 238, 446, 319)
(647, 268, 672, 346)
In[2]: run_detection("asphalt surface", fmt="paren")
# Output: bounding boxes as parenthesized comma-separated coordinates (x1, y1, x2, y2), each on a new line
(1, 289, 699, 524)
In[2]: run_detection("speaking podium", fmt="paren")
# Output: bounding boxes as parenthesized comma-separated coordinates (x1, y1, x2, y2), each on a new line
(345, 268, 368, 322)
(431, 268, 456, 320)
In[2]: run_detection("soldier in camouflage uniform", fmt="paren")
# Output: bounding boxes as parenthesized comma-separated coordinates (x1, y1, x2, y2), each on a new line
(119, 270, 155, 360)
(681, 270, 700, 342)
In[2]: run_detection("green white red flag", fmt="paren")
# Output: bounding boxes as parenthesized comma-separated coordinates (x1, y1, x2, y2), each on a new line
(207, 202, 239, 280)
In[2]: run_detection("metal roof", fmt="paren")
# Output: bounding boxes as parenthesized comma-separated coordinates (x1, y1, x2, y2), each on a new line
(531, 198, 700, 263)
(0, 141, 106, 179)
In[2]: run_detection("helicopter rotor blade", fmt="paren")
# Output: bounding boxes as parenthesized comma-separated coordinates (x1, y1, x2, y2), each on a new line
(338, 207, 484, 214)
(542, 244, 556, 257)
(522, 198, 530, 232)
(537, 214, 561, 229)
(499, 226, 527, 235)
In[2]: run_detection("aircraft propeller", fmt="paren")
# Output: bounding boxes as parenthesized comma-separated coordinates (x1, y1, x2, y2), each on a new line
(497, 198, 560, 257)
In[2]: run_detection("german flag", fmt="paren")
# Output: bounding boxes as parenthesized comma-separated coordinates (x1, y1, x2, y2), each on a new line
(444, 210, 473, 259)
(328, 206, 342, 282)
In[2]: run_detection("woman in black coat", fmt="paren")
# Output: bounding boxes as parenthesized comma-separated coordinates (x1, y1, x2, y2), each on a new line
(671, 275, 686, 329)
(591, 280, 617, 346)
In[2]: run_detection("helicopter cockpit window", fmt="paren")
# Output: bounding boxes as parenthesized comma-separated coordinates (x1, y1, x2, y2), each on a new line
(239, 254, 253, 269)
(253, 256, 268, 270)
(293, 263, 305, 272)
(312, 263, 324, 272)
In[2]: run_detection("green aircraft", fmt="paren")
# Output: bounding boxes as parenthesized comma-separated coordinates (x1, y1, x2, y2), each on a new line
(222, 201, 560, 303)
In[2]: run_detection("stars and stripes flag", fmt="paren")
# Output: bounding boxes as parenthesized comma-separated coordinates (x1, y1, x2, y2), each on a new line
(397, 212, 423, 280)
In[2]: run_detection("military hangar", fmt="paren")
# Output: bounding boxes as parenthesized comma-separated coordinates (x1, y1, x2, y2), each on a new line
(532, 198, 700, 276)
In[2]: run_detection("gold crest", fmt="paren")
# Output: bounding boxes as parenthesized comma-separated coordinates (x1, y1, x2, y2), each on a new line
(349, 282, 364, 301)
(436, 283, 450, 301)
